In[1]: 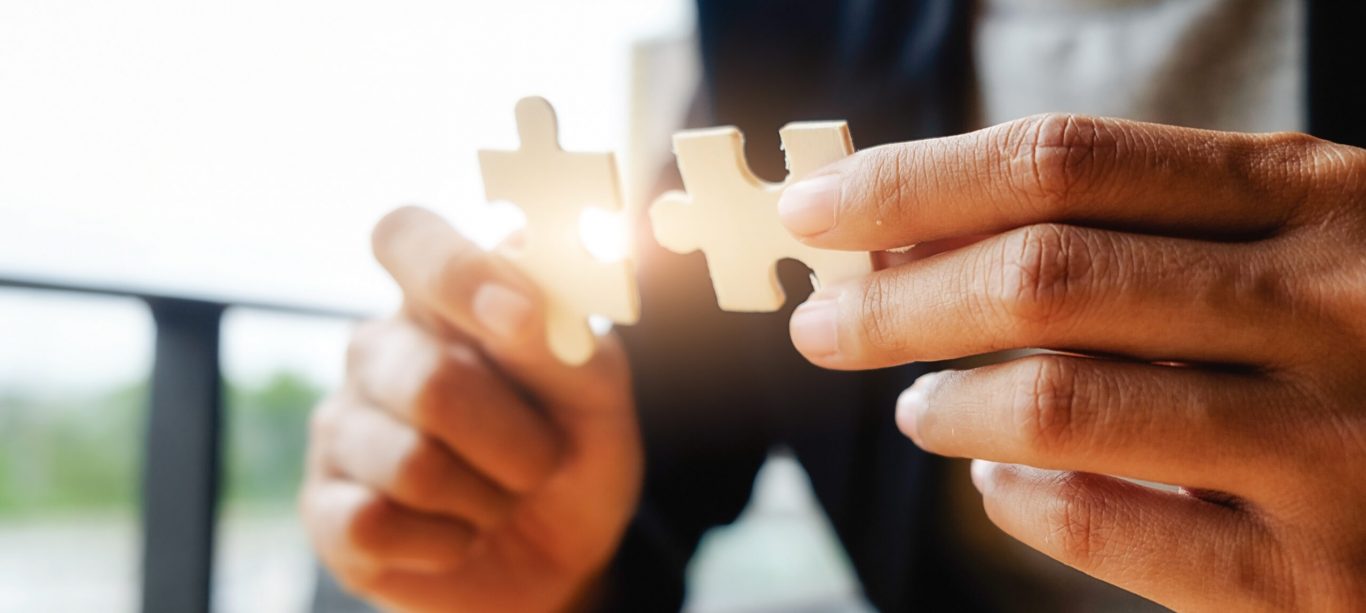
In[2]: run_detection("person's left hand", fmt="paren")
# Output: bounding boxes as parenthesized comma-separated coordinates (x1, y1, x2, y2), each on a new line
(778, 114, 1366, 611)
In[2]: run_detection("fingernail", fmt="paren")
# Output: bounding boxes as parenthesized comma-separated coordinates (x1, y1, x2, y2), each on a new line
(790, 297, 839, 358)
(970, 459, 996, 491)
(472, 283, 532, 341)
(895, 385, 929, 441)
(778, 175, 840, 236)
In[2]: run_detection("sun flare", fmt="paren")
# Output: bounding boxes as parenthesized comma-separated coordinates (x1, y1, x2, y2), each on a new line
(578, 207, 630, 263)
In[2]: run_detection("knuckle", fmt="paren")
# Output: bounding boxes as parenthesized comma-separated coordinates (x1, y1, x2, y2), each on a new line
(412, 344, 482, 425)
(393, 438, 450, 497)
(994, 225, 1093, 334)
(1226, 534, 1295, 609)
(1256, 130, 1328, 172)
(343, 319, 385, 377)
(1244, 132, 1327, 223)
(431, 250, 488, 304)
(1304, 139, 1366, 218)
(297, 482, 325, 528)
(1047, 473, 1110, 568)
(513, 447, 559, 492)
(856, 274, 909, 356)
(333, 565, 386, 597)
(1319, 140, 1366, 190)
(345, 495, 395, 557)
(1001, 113, 1110, 213)
(859, 144, 917, 225)
(309, 396, 345, 443)
(1012, 357, 1084, 456)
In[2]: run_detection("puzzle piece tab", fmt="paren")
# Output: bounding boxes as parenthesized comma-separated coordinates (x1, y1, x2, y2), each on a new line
(650, 122, 872, 312)
(478, 97, 639, 364)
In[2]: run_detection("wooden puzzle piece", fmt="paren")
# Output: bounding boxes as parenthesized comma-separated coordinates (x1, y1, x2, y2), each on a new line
(650, 122, 872, 312)
(478, 97, 639, 364)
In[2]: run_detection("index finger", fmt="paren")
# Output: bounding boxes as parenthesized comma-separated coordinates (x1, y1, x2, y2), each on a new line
(372, 205, 545, 352)
(370, 206, 635, 427)
(778, 113, 1320, 250)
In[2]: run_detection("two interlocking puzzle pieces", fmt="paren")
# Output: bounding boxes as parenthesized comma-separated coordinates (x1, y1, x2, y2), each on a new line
(478, 97, 871, 364)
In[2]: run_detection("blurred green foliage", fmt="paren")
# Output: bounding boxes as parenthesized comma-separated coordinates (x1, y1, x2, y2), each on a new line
(0, 372, 321, 517)
(223, 372, 320, 505)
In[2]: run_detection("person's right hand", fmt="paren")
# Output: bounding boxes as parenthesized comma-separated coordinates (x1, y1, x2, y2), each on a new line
(299, 206, 643, 612)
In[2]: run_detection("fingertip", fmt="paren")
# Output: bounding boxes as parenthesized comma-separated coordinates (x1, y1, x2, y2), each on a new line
(970, 459, 998, 492)
(372, 205, 433, 261)
(344, 319, 387, 379)
(898, 371, 949, 444)
(423, 249, 548, 354)
(471, 282, 536, 345)
(349, 318, 386, 348)
(895, 384, 929, 444)
(789, 295, 841, 362)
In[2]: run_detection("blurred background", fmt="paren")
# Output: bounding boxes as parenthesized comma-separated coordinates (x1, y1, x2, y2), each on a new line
(0, 1, 868, 611)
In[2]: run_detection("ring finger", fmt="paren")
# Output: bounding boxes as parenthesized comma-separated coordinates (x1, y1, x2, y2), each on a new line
(896, 355, 1296, 492)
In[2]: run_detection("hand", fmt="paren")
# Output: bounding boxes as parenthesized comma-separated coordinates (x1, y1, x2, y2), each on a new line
(779, 114, 1366, 610)
(299, 207, 643, 612)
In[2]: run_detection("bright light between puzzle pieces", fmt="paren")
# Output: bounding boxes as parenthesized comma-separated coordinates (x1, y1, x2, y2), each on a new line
(579, 207, 630, 337)
(458, 203, 628, 338)
(578, 207, 630, 264)
(457, 201, 527, 251)
(461, 202, 627, 263)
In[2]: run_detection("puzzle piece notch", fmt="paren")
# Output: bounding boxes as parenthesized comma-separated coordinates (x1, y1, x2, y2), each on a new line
(649, 121, 872, 312)
(478, 96, 639, 365)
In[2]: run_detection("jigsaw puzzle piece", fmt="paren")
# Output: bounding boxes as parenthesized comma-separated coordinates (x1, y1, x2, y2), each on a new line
(478, 96, 639, 365)
(707, 250, 789, 312)
(649, 122, 871, 312)
(647, 191, 703, 258)
(780, 121, 855, 177)
(542, 302, 596, 366)
(773, 122, 872, 294)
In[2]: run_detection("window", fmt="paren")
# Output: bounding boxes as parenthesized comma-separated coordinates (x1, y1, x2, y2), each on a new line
(0, 3, 872, 611)
(0, 290, 152, 612)
(213, 309, 350, 613)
